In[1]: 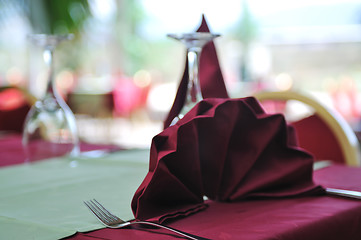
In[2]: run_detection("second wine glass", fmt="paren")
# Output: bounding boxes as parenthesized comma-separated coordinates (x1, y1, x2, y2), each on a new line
(167, 32, 220, 126)
(22, 34, 79, 163)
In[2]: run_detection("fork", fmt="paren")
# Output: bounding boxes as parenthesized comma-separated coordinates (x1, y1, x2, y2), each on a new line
(83, 199, 209, 240)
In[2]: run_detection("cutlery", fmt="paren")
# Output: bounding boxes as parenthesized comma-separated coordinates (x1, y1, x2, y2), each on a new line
(84, 199, 210, 240)
(325, 188, 361, 200)
(313, 163, 361, 200)
(313, 160, 333, 171)
(312, 162, 361, 200)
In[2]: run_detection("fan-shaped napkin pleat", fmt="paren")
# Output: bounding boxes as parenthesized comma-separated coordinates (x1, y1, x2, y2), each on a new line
(132, 155, 204, 221)
(132, 97, 324, 222)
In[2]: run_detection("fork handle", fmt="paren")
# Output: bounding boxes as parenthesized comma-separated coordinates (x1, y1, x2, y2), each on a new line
(129, 220, 210, 240)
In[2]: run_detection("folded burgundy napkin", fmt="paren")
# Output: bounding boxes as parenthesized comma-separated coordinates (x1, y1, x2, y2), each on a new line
(132, 97, 324, 223)
(163, 15, 229, 129)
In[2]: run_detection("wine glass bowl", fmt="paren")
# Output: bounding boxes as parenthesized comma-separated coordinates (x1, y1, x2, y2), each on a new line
(167, 32, 220, 126)
(22, 34, 79, 163)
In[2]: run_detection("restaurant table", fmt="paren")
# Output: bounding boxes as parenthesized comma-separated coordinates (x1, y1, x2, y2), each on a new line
(0, 133, 121, 167)
(1, 134, 361, 240)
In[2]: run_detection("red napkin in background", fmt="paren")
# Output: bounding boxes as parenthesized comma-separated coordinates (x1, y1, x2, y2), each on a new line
(163, 15, 229, 129)
(132, 97, 324, 223)
(0, 88, 31, 133)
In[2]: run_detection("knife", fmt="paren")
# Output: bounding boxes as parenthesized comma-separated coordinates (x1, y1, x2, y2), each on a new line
(325, 188, 361, 200)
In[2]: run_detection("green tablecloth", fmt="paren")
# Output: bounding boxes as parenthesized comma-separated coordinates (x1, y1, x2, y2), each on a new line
(0, 149, 150, 240)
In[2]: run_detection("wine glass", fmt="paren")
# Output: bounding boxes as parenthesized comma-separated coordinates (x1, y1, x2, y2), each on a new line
(22, 34, 80, 163)
(167, 32, 220, 126)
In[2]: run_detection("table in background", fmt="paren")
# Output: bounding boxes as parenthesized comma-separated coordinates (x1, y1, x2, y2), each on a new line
(0, 133, 121, 167)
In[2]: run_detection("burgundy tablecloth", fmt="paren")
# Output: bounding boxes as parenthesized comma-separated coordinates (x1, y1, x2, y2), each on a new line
(0, 134, 121, 167)
(64, 164, 361, 240)
(2, 134, 361, 240)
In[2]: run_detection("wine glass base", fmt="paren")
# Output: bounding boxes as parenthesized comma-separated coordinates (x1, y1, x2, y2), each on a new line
(167, 32, 220, 50)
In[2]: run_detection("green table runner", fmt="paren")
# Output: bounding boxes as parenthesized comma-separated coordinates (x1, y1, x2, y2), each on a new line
(0, 149, 149, 240)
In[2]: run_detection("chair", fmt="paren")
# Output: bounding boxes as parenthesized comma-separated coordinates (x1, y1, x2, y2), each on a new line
(253, 90, 361, 166)
(0, 86, 36, 133)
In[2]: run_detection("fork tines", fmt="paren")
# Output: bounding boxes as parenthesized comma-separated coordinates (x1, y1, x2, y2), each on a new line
(84, 199, 119, 225)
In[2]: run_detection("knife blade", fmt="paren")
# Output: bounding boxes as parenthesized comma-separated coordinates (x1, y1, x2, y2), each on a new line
(325, 188, 361, 200)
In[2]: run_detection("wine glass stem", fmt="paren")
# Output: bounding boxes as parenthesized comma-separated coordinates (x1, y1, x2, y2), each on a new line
(44, 48, 56, 97)
(185, 47, 203, 108)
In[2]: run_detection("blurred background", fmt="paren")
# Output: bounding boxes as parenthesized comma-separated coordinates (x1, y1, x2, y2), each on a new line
(1, 0, 361, 147)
